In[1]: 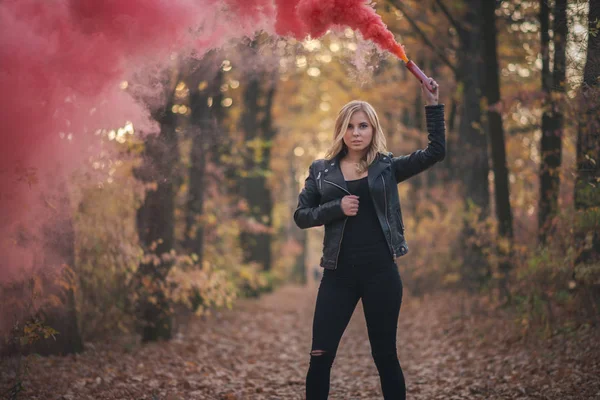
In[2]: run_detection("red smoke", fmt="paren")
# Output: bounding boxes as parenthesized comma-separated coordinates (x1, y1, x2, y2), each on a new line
(275, 0, 308, 38)
(275, 0, 407, 60)
(0, 0, 406, 283)
(0, 0, 234, 282)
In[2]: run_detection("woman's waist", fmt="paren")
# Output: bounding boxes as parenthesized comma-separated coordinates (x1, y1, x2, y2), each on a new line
(338, 239, 390, 261)
(339, 224, 388, 249)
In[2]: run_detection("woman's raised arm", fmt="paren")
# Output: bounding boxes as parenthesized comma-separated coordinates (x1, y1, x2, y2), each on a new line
(393, 79, 446, 183)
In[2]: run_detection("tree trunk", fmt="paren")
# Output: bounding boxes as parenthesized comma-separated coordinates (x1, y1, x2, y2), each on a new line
(481, 0, 514, 301)
(184, 56, 224, 266)
(443, 96, 458, 182)
(238, 69, 278, 271)
(574, 0, 600, 271)
(538, 0, 568, 244)
(457, 2, 488, 212)
(289, 155, 307, 284)
(456, 0, 490, 290)
(134, 77, 180, 342)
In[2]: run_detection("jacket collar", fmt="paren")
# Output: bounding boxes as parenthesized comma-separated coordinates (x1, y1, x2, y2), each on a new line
(322, 153, 349, 193)
(367, 152, 392, 187)
(323, 152, 391, 192)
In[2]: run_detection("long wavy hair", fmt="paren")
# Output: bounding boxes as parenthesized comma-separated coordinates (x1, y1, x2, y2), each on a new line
(324, 100, 388, 174)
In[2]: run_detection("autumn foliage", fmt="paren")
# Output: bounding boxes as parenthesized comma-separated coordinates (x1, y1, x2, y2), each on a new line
(0, 1, 599, 398)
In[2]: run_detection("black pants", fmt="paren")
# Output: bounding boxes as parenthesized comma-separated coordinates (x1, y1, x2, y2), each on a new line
(306, 256, 405, 399)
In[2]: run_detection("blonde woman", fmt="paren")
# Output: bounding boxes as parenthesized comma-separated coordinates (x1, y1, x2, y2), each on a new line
(294, 78, 445, 399)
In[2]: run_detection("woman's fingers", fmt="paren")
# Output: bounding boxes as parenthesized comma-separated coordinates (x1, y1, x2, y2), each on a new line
(431, 81, 438, 92)
(421, 77, 440, 105)
(426, 78, 438, 92)
(342, 195, 360, 216)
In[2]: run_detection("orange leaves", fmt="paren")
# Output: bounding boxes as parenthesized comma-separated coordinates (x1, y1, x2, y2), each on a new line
(21, 319, 59, 346)
(7, 286, 600, 399)
(163, 253, 238, 316)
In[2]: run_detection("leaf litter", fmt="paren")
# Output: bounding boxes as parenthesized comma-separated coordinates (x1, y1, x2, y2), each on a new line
(1, 285, 599, 399)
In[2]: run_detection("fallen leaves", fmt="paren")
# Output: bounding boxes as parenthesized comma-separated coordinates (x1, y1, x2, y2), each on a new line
(1, 285, 599, 399)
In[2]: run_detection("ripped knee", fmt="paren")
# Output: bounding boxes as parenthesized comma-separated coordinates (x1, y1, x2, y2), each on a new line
(309, 349, 335, 370)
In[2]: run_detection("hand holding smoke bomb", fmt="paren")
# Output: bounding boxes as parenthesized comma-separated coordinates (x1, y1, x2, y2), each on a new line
(406, 60, 437, 94)
(390, 45, 437, 94)
(421, 77, 439, 105)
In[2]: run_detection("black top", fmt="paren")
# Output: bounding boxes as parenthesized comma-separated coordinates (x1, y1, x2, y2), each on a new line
(338, 176, 390, 265)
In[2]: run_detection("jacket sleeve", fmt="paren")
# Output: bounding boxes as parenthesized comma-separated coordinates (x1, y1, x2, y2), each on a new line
(393, 104, 446, 183)
(293, 161, 347, 229)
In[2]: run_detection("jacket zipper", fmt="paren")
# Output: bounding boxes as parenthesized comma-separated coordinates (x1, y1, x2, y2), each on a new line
(323, 179, 350, 194)
(334, 218, 348, 270)
(323, 178, 350, 270)
(316, 171, 322, 191)
(381, 175, 396, 258)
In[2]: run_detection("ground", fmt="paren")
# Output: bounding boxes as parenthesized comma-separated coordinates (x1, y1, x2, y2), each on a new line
(2, 284, 599, 399)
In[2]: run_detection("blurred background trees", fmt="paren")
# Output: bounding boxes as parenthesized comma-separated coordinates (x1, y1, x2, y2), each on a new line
(1, 0, 598, 357)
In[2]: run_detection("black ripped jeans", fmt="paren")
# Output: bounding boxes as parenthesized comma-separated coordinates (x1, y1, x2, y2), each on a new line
(306, 256, 405, 399)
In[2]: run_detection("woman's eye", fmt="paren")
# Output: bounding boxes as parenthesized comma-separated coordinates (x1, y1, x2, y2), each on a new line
(360, 124, 368, 129)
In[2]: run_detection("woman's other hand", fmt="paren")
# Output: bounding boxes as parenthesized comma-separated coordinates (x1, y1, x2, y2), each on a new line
(422, 77, 439, 106)
(341, 195, 359, 216)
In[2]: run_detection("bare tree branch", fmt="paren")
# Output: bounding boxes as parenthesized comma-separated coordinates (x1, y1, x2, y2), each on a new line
(387, 0, 458, 76)
(432, 0, 463, 33)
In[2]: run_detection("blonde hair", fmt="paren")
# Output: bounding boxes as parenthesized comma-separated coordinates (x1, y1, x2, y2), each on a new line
(324, 100, 388, 174)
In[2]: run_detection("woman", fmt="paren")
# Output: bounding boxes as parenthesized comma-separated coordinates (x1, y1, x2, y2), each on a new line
(294, 78, 445, 399)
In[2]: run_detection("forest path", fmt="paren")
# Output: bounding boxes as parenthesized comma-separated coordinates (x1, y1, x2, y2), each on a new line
(3, 284, 599, 399)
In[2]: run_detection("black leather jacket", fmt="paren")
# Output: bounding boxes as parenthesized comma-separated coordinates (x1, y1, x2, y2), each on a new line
(294, 104, 446, 269)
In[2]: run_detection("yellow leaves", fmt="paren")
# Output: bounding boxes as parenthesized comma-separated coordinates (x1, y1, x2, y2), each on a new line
(470, 120, 482, 132)
(442, 273, 461, 284)
(236, 265, 272, 298)
(239, 267, 254, 281)
(161, 253, 238, 316)
(204, 213, 218, 225)
(497, 236, 512, 255)
(21, 320, 59, 346)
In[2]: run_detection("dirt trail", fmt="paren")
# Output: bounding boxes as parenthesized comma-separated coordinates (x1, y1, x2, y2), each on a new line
(2, 284, 599, 399)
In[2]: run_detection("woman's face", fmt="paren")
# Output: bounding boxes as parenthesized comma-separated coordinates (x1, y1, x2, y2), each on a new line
(343, 110, 374, 153)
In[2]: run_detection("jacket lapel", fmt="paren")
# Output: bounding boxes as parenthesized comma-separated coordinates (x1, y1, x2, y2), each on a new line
(323, 152, 391, 194)
(322, 153, 349, 194)
(367, 153, 391, 188)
